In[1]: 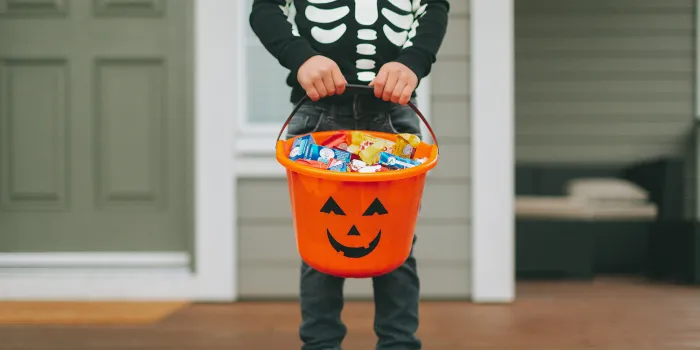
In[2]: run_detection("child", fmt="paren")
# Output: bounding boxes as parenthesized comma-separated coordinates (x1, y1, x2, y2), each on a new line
(250, 1, 449, 349)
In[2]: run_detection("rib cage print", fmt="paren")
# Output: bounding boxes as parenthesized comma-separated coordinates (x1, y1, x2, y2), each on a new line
(280, 0, 428, 82)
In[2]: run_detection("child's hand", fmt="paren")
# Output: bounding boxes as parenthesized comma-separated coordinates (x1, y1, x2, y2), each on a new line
(369, 62, 418, 105)
(297, 55, 347, 101)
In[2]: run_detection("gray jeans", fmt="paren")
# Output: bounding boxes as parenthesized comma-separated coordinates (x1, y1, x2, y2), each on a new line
(287, 97, 423, 350)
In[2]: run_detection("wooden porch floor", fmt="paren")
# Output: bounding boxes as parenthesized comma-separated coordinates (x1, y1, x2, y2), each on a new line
(0, 278, 698, 349)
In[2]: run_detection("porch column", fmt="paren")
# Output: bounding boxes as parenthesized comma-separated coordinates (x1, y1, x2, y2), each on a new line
(470, 0, 515, 302)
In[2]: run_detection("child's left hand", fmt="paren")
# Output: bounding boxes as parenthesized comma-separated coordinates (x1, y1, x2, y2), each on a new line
(369, 62, 418, 105)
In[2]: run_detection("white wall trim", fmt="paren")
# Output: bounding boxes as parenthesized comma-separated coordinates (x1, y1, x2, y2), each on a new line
(0, 0, 238, 301)
(470, 0, 515, 303)
(0, 273, 194, 301)
(0, 253, 192, 300)
(417, 77, 433, 142)
(0, 252, 189, 268)
(191, 0, 237, 301)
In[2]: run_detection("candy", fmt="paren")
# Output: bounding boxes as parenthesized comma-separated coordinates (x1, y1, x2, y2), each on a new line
(307, 144, 353, 164)
(296, 158, 348, 172)
(378, 152, 423, 170)
(358, 138, 388, 165)
(347, 144, 361, 155)
(321, 132, 349, 151)
(288, 134, 316, 161)
(348, 131, 395, 154)
(358, 165, 382, 173)
(350, 159, 368, 172)
(295, 159, 327, 169)
(327, 159, 349, 172)
(393, 133, 421, 159)
(290, 132, 429, 173)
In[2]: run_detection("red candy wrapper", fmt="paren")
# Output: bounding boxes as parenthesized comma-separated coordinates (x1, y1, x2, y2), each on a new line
(295, 159, 327, 169)
(321, 133, 349, 151)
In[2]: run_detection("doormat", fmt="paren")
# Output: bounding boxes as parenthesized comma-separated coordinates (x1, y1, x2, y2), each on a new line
(0, 301, 189, 325)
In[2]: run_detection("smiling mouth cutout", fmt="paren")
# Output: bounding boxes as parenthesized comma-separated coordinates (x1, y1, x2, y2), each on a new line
(327, 228, 382, 258)
(320, 196, 388, 258)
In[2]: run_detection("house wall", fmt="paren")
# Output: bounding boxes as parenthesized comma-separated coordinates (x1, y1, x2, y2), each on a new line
(515, 0, 695, 164)
(236, 0, 472, 299)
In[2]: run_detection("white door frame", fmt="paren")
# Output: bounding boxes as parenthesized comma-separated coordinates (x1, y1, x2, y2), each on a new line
(0, 0, 238, 301)
(470, 0, 515, 303)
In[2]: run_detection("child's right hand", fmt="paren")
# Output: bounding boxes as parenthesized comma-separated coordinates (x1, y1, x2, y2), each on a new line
(297, 55, 347, 101)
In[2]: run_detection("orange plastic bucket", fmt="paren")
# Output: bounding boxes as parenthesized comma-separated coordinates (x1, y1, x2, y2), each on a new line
(275, 85, 439, 278)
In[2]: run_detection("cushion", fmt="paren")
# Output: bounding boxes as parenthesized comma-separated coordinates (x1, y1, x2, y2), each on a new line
(516, 196, 593, 219)
(565, 178, 649, 203)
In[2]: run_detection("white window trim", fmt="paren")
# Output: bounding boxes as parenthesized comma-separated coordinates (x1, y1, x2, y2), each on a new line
(470, 0, 515, 303)
(233, 0, 433, 178)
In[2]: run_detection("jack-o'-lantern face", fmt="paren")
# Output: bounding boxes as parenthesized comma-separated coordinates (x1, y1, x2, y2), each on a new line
(320, 196, 388, 258)
(289, 171, 424, 278)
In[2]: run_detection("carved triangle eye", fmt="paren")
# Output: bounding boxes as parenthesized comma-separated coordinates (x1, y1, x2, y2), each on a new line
(320, 197, 345, 215)
(363, 198, 388, 216)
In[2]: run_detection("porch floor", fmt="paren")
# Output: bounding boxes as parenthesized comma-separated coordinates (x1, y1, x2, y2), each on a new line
(0, 277, 698, 349)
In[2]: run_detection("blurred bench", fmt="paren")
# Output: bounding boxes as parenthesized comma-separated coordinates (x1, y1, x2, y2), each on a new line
(515, 158, 689, 280)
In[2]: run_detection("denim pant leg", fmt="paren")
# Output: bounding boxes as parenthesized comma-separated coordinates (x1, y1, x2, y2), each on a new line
(366, 103, 423, 350)
(372, 236, 421, 350)
(299, 261, 347, 350)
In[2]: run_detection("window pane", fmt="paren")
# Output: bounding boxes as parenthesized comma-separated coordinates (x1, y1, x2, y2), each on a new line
(246, 45, 294, 124)
(245, 0, 294, 124)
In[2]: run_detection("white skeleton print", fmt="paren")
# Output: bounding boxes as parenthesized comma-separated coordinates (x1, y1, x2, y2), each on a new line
(280, 0, 429, 82)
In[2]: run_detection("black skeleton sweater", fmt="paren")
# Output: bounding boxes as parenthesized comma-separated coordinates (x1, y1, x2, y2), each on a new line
(249, 0, 450, 102)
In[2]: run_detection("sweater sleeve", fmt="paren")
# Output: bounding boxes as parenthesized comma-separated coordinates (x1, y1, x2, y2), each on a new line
(249, 0, 319, 74)
(394, 0, 450, 79)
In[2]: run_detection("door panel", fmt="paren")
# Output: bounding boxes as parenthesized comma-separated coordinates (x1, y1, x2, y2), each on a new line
(95, 59, 165, 207)
(1, 60, 67, 211)
(0, 0, 192, 252)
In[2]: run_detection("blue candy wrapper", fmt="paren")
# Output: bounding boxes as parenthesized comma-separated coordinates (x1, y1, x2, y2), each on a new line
(378, 152, 422, 170)
(308, 144, 353, 164)
(288, 134, 316, 161)
(327, 159, 349, 172)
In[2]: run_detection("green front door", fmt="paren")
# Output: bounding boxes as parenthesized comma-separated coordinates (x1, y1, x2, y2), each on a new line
(0, 1, 192, 252)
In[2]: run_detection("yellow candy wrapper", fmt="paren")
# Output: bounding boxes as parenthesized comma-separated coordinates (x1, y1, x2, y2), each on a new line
(392, 133, 421, 159)
(349, 131, 394, 153)
(358, 138, 387, 165)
